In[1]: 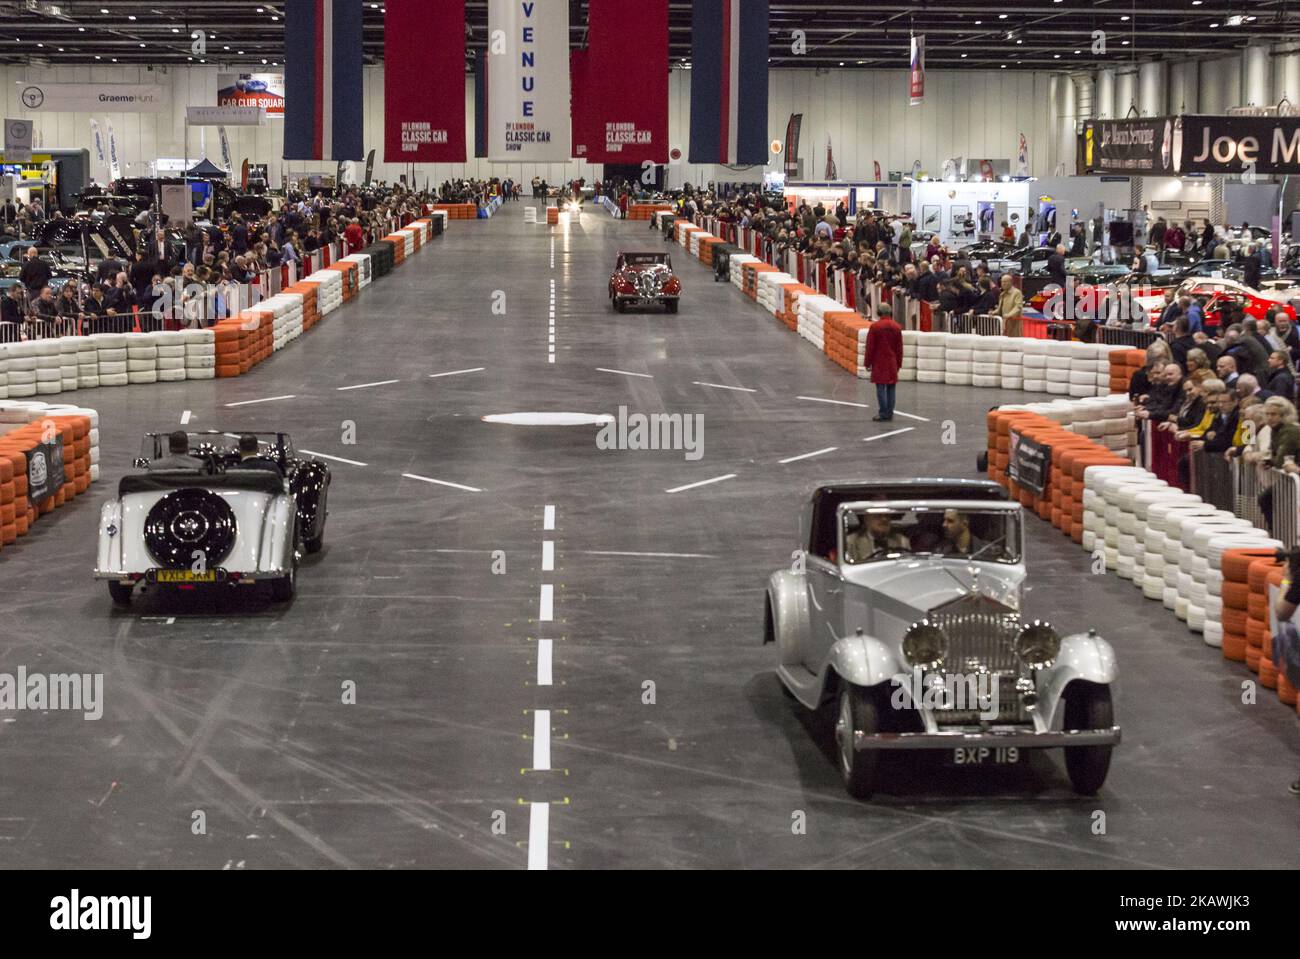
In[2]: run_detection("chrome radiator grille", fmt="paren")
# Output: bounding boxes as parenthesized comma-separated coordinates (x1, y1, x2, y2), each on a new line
(927, 595, 1022, 674)
(931, 673, 1030, 726)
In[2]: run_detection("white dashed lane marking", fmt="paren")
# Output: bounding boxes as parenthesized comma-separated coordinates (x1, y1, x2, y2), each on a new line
(532, 709, 551, 770)
(428, 367, 486, 379)
(528, 802, 549, 871)
(693, 381, 756, 393)
(224, 394, 296, 407)
(543, 504, 555, 530)
(538, 583, 554, 621)
(542, 540, 554, 572)
(596, 367, 654, 379)
(537, 639, 553, 686)
(299, 450, 368, 467)
(180, 410, 192, 424)
(779, 446, 838, 464)
(401, 473, 483, 492)
(863, 428, 915, 442)
(336, 379, 400, 391)
(665, 473, 737, 494)
(893, 410, 930, 422)
(795, 395, 868, 408)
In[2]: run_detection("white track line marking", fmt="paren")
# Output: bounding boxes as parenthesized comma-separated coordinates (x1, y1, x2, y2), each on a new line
(665, 473, 737, 494)
(336, 378, 400, 391)
(694, 381, 756, 393)
(544, 505, 555, 530)
(428, 367, 485, 378)
(299, 450, 368, 467)
(539, 584, 554, 621)
(225, 394, 296, 407)
(893, 410, 931, 422)
(542, 540, 554, 572)
(580, 550, 717, 559)
(796, 395, 871, 409)
(537, 639, 553, 686)
(532, 709, 551, 770)
(596, 367, 654, 378)
(863, 428, 915, 442)
(180, 410, 191, 424)
(779, 446, 839, 464)
(528, 802, 549, 870)
(401, 473, 482, 492)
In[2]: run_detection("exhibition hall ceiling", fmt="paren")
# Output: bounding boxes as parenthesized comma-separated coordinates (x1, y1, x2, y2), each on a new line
(2, 1, 1296, 70)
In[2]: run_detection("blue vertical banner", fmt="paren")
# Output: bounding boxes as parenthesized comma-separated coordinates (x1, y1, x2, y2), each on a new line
(284, 0, 364, 161)
(688, 0, 769, 165)
(474, 49, 488, 159)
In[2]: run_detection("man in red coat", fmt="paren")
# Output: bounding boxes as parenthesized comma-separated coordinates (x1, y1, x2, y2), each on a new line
(864, 303, 904, 421)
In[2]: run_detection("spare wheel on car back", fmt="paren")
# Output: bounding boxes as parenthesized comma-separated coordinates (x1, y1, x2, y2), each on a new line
(144, 488, 237, 568)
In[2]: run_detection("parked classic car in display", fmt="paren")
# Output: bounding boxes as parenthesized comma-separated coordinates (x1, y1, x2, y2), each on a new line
(609, 250, 682, 313)
(764, 479, 1120, 799)
(95, 431, 330, 606)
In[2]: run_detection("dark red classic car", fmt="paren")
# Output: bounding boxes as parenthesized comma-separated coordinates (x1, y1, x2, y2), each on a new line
(609, 251, 681, 313)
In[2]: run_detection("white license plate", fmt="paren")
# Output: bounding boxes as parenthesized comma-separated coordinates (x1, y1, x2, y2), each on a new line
(952, 746, 1021, 765)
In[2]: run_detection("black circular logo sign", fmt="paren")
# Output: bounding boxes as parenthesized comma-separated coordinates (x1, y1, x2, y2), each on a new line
(6, 120, 27, 141)
(20, 86, 43, 109)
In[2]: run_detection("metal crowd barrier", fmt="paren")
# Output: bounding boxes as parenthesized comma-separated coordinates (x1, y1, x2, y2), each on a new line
(1186, 446, 1300, 543)
(1095, 326, 1162, 348)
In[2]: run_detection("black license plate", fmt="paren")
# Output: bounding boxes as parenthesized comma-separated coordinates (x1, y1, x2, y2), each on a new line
(951, 746, 1022, 765)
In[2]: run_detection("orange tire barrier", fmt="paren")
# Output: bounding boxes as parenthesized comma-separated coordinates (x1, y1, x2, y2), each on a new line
(545, 207, 559, 225)
(823, 311, 871, 378)
(626, 203, 674, 221)
(427, 203, 476, 220)
(0, 413, 95, 549)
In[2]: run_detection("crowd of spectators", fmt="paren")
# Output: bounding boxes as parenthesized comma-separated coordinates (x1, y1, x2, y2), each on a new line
(1, 182, 427, 336)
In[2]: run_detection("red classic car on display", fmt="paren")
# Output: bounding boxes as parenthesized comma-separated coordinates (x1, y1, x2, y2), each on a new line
(609, 251, 682, 313)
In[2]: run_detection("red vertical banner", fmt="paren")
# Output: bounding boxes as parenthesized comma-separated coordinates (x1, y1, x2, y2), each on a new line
(571, 49, 591, 159)
(384, 0, 466, 162)
(582, 0, 669, 164)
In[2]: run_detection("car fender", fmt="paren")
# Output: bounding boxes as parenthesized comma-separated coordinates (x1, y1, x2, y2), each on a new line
(1039, 631, 1118, 726)
(290, 460, 330, 542)
(765, 570, 808, 663)
(826, 633, 906, 692)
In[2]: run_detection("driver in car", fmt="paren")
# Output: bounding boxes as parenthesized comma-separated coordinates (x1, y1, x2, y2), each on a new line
(939, 509, 990, 557)
(845, 512, 909, 563)
(147, 431, 208, 472)
(229, 434, 284, 478)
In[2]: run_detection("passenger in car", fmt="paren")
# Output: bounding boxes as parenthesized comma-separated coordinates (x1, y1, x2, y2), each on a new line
(230, 434, 284, 478)
(939, 509, 988, 557)
(147, 431, 208, 472)
(844, 512, 910, 563)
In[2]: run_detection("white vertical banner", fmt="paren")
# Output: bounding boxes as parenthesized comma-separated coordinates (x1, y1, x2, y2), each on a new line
(89, 119, 107, 179)
(105, 119, 121, 180)
(1016, 132, 1030, 177)
(487, 0, 570, 162)
(219, 126, 232, 172)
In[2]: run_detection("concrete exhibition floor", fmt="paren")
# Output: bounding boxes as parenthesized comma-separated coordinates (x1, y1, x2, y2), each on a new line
(1, 207, 1296, 869)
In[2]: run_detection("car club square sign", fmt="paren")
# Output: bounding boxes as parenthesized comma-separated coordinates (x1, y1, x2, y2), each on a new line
(1007, 429, 1049, 495)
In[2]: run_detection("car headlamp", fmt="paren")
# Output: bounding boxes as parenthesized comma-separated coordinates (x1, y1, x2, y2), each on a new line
(902, 620, 947, 671)
(1015, 620, 1060, 669)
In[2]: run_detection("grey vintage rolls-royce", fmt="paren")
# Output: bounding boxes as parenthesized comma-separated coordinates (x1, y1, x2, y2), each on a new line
(764, 479, 1120, 799)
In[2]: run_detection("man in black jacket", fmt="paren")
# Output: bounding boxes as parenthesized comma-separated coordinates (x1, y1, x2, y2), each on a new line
(1225, 323, 1271, 380)
(1046, 243, 1068, 288)
(1168, 317, 1198, 370)
(18, 247, 51, 306)
(1, 282, 25, 327)
(1266, 351, 1297, 399)
(914, 260, 940, 302)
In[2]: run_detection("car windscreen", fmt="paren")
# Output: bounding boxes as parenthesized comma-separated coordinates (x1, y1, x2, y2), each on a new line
(622, 253, 668, 267)
(841, 506, 1022, 565)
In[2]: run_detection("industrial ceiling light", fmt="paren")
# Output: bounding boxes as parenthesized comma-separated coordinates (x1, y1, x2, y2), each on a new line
(1120, 15, 1129, 20)
(127, 14, 136, 19)
(999, 13, 1008, 18)
(1226, 14, 1243, 26)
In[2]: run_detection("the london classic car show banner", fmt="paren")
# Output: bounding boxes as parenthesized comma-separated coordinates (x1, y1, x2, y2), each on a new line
(384, 0, 467, 163)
